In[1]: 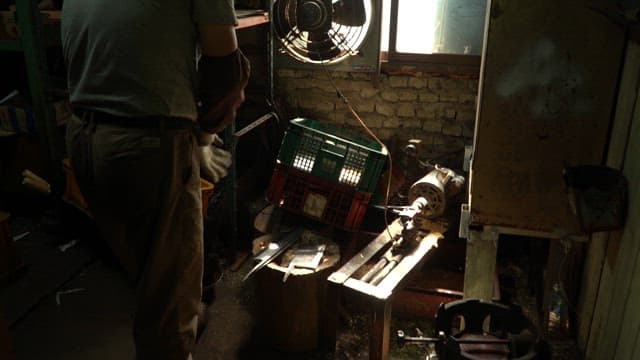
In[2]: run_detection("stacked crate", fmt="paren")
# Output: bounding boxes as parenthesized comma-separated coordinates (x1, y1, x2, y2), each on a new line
(267, 118, 387, 230)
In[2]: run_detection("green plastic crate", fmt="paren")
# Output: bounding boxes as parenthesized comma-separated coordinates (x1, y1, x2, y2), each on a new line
(277, 118, 388, 193)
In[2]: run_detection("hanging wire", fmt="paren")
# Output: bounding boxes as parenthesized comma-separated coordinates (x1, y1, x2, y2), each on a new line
(320, 61, 395, 241)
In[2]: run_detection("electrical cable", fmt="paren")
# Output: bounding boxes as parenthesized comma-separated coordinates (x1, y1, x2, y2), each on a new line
(320, 61, 395, 241)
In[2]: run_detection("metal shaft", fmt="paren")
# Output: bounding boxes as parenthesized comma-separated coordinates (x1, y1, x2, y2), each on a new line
(360, 257, 388, 283)
(370, 254, 404, 286)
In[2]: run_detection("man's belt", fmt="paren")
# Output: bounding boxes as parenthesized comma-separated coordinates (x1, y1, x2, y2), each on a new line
(73, 109, 194, 130)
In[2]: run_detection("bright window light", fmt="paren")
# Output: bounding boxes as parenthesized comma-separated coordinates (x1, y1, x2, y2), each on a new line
(396, 1, 439, 54)
(381, 0, 487, 56)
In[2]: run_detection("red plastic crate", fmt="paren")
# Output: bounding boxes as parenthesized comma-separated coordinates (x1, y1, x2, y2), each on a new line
(267, 163, 372, 230)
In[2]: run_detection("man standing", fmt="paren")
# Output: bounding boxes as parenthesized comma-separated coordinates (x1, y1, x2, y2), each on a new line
(61, 1, 250, 358)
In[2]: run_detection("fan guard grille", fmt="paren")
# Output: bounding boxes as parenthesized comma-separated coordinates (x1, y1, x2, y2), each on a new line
(274, 0, 373, 64)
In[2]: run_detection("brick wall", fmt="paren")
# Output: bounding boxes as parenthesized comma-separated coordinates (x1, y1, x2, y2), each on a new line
(274, 68, 479, 170)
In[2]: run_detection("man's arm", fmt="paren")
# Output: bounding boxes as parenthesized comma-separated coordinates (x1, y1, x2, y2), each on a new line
(198, 24, 238, 57)
(194, 22, 250, 184)
(196, 24, 250, 134)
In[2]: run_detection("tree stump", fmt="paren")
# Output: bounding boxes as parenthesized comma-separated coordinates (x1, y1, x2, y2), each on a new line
(254, 233, 340, 353)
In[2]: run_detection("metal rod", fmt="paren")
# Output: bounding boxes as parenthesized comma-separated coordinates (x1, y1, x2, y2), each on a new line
(360, 257, 388, 283)
(370, 255, 403, 286)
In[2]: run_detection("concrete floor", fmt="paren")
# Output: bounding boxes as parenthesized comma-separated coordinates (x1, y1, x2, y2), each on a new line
(10, 260, 136, 359)
(2, 214, 581, 360)
(3, 236, 370, 360)
(0, 214, 430, 360)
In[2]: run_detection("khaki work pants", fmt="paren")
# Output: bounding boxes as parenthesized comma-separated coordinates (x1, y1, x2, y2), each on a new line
(66, 114, 203, 360)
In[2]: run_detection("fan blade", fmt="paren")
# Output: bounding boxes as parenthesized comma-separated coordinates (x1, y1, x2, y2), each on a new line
(333, 0, 366, 27)
(306, 32, 342, 61)
(273, 0, 293, 40)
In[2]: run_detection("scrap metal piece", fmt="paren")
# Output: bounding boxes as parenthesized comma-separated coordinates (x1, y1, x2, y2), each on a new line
(341, 232, 442, 300)
(281, 244, 326, 282)
(243, 227, 303, 281)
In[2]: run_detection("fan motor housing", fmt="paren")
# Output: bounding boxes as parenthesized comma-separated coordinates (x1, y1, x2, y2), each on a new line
(296, 0, 332, 32)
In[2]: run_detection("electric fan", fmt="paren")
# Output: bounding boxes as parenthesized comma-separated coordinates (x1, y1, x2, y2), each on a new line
(272, 0, 381, 71)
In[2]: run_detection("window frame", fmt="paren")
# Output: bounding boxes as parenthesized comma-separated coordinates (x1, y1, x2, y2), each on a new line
(384, 0, 483, 68)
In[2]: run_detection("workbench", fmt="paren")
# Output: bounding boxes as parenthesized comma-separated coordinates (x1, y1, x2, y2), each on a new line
(323, 219, 443, 360)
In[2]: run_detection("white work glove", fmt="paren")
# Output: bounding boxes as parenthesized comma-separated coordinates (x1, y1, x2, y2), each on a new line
(195, 131, 232, 183)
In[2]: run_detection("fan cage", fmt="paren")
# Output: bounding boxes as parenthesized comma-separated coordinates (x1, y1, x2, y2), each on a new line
(275, 0, 374, 64)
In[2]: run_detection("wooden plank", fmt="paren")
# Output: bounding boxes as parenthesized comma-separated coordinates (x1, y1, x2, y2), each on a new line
(614, 226, 640, 359)
(608, 87, 640, 359)
(463, 229, 498, 300)
(585, 232, 616, 358)
(482, 225, 583, 240)
(587, 86, 640, 359)
(236, 13, 269, 30)
(606, 41, 640, 168)
(469, 0, 625, 233)
(579, 40, 640, 352)
(369, 299, 391, 360)
(577, 232, 608, 350)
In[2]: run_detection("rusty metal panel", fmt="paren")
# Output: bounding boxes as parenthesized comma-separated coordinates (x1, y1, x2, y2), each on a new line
(469, 0, 626, 234)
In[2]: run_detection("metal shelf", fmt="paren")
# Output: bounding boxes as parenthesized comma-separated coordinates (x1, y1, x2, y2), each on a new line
(0, 1, 63, 181)
(0, 39, 22, 51)
(224, 9, 276, 251)
(237, 12, 269, 30)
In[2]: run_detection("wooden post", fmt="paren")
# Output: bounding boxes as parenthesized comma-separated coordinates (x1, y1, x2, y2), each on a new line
(369, 298, 392, 360)
(463, 229, 498, 300)
(320, 281, 340, 355)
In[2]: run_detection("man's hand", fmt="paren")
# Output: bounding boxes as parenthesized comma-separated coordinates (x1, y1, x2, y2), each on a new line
(198, 48, 251, 133)
(194, 131, 232, 183)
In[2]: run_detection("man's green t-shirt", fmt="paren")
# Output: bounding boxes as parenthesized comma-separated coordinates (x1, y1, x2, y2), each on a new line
(61, 0, 237, 120)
